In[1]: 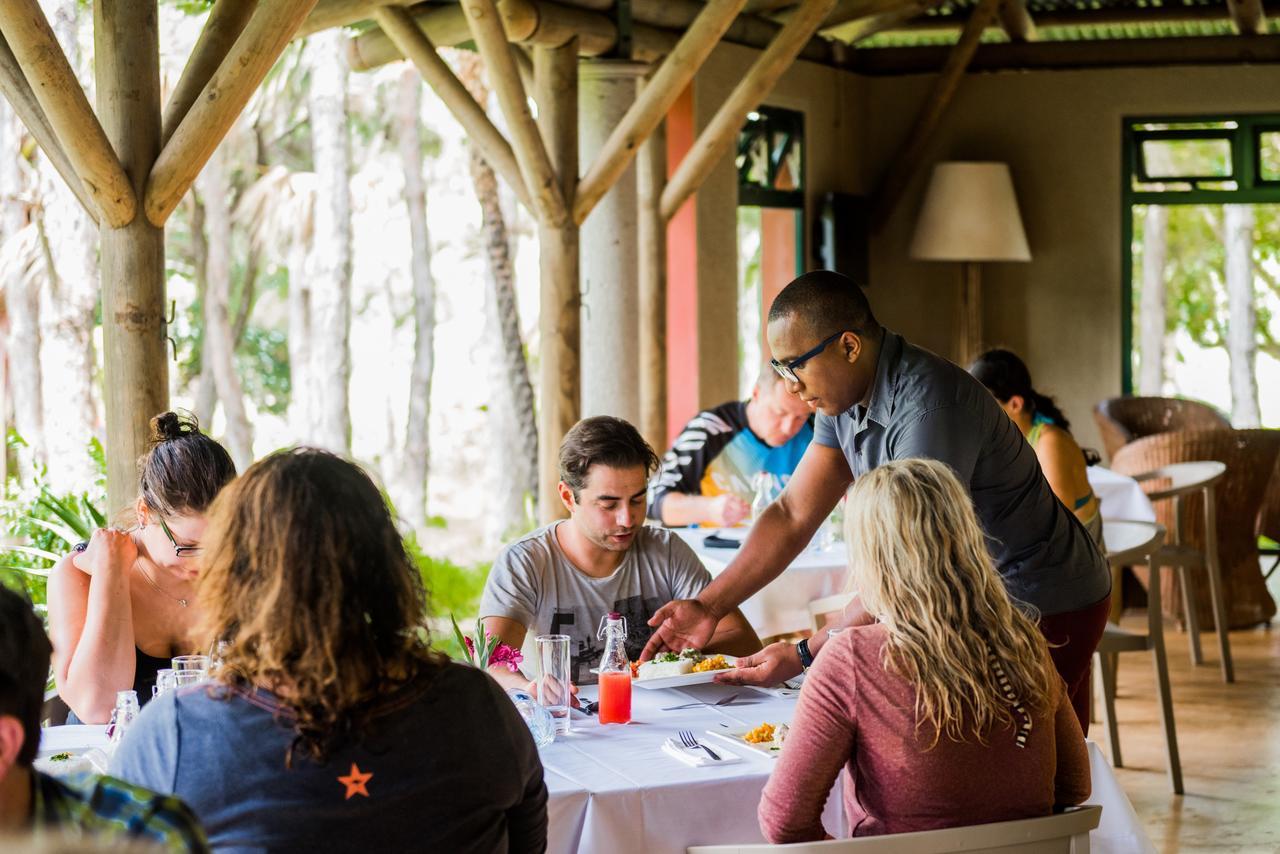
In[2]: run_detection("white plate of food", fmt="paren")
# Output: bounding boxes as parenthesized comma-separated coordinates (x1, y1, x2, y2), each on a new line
(592, 649, 738, 690)
(704, 721, 791, 759)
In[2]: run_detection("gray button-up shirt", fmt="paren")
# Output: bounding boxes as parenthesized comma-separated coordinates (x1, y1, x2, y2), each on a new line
(814, 330, 1110, 616)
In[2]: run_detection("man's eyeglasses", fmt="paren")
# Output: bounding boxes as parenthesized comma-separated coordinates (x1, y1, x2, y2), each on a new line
(770, 331, 845, 384)
(158, 517, 202, 558)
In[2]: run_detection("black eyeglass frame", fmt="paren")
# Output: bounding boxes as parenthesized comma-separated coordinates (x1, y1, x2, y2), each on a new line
(157, 516, 202, 558)
(770, 330, 846, 384)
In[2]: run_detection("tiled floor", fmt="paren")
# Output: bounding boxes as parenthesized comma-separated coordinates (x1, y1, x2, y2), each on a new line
(1099, 570, 1280, 853)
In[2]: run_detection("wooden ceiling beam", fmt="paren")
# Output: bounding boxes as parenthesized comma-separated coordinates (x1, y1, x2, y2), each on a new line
(373, 6, 533, 211)
(146, 0, 319, 227)
(463, 0, 568, 227)
(162, 0, 257, 146)
(0, 0, 135, 226)
(826, 0, 938, 43)
(999, 0, 1038, 42)
(849, 33, 1280, 74)
(660, 0, 837, 221)
(299, 0, 417, 39)
(574, 0, 747, 226)
(1228, 0, 1267, 35)
(879, 2, 1280, 34)
(0, 31, 97, 222)
(869, 0, 1002, 230)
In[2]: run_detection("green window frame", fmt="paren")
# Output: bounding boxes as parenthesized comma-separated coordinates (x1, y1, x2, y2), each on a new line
(1120, 114, 1280, 393)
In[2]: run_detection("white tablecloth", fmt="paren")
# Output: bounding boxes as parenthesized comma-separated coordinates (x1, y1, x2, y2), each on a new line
(672, 528, 847, 638)
(1088, 467, 1157, 523)
(543, 683, 1155, 854)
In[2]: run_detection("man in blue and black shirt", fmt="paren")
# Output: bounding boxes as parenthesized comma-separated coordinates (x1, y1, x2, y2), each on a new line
(0, 586, 208, 852)
(649, 367, 813, 528)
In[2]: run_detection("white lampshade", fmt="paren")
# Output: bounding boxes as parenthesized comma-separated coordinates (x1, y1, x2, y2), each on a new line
(910, 162, 1031, 262)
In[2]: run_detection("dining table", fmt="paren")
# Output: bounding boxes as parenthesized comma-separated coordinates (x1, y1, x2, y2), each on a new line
(671, 526, 847, 639)
(38, 679, 1154, 854)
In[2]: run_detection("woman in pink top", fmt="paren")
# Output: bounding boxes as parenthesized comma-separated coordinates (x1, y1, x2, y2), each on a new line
(759, 459, 1091, 843)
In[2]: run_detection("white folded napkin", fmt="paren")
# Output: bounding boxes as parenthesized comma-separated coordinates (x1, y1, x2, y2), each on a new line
(662, 737, 742, 767)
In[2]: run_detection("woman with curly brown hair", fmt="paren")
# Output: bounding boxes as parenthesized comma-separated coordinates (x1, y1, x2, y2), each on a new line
(110, 449, 548, 852)
(48, 412, 237, 724)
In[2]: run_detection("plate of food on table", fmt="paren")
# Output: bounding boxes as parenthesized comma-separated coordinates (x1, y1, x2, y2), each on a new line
(594, 648, 737, 689)
(704, 720, 791, 758)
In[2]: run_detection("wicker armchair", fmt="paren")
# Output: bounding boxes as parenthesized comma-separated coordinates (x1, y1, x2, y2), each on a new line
(1093, 396, 1231, 461)
(1111, 429, 1280, 630)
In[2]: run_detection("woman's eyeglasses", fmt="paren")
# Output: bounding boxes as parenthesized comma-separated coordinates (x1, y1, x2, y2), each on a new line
(157, 516, 201, 558)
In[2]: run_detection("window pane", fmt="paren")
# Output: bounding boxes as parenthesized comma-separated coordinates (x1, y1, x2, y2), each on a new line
(1260, 131, 1280, 181)
(1141, 138, 1232, 179)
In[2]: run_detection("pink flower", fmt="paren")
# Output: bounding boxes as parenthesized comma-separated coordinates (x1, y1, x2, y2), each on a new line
(488, 643, 524, 673)
(463, 635, 476, 658)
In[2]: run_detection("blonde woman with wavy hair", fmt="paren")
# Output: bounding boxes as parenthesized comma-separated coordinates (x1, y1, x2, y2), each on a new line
(110, 449, 548, 852)
(759, 459, 1090, 843)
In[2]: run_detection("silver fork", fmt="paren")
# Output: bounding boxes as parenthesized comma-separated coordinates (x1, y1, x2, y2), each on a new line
(678, 729, 720, 761)
(660, 692, 741, 712)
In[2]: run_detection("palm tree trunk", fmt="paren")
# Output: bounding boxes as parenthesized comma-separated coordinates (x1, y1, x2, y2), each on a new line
(1138, 204, 1168, 396)
(0, 107, 44, 481)
(1224, 204, 1259, 427)
(397, 68, 436, 526)
(197, 144, 254, 467)
(307, 30, 353, 453)
(453, 50, 539, 535)
(37, 0, 99, 492)
(188, 193, 217, 425)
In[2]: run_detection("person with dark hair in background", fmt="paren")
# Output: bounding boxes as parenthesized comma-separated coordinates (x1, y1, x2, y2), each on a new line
(969, 349, 1104, 549)
(644, 270, 1110, 733)
(480, 416, 761, 691)
(0, 586, 208, 851)
(650, 366, 813, 528)
(111, 449, 547, 852)
(47, 413, 237, 723)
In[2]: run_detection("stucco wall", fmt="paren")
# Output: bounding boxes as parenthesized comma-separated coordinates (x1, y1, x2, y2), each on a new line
(860, 63, 1277, 451)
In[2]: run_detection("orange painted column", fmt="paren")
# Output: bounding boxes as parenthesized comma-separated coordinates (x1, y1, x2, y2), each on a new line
(665, 84, 698, 446)
(760, 208, 799, 359)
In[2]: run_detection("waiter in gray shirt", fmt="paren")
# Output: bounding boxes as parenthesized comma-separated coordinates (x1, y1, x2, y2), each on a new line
(644, 270, 1111, 731)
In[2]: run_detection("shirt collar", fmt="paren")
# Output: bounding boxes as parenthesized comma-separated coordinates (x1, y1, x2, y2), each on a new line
(852, 329, 901, 429)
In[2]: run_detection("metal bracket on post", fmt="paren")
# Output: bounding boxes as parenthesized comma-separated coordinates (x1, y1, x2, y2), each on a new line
(604, 0, 633, 60)
(165, 299, 177, 361)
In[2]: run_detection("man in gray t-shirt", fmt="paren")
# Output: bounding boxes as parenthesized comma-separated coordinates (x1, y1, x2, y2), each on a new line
(480, 417, 760, 689)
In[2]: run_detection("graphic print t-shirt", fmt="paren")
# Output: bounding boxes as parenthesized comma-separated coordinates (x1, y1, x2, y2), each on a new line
(480, 522, 712, 684)
(648, 400, 812, 523)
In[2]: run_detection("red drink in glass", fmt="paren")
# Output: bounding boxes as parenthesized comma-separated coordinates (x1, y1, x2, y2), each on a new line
(597, 671, 632, 724)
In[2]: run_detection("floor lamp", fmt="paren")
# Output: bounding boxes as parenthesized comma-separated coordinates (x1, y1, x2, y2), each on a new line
(910, 162, 1031, 366)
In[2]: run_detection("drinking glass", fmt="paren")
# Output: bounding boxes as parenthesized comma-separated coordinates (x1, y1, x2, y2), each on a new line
(535, 635, 572, 736)
(152, 668, 176, 699)
(171, 654, 210, 688)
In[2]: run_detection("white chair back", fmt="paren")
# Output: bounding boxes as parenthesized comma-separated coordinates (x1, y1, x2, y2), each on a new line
(808, 593, 854, 633)
(687, 805, 1102, 854)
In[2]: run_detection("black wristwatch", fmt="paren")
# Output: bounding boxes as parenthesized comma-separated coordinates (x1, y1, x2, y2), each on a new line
(795, 638, 814, 671)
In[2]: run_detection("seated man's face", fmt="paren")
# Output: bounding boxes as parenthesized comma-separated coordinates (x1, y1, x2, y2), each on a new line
(752, 380, 813, 447)
(569, 464, 649, 554)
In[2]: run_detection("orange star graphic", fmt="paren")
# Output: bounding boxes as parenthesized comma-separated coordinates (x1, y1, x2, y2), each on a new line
(337, 763, 373, 800)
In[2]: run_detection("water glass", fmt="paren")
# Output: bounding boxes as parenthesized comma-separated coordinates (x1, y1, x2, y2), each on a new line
(171, 654, 210, 688)
(535, 635, 572, 736)
(152, 668, 176, 699)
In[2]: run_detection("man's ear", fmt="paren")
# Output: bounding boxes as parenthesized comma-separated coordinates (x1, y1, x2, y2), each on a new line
(558, 481, 576, 515)
(135, 497, 149, 526)
(0, 715, 26, 776)
(841, 331, 863, 364)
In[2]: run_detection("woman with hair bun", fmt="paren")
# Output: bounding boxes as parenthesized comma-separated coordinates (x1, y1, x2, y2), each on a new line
(969, 349, 1103, 549)
(47, 412, 237, 723)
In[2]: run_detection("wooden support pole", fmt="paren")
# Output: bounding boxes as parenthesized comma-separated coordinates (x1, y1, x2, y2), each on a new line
(0, 0, 136, 227)
(0, 32, 97, 222)
(95, 0, 168, 512)
(464, 0, 568, 227)
(868, 0, 1001, 230)
(573, 0, 746, 226)
(300, 0, 416, 39)
(145, 0, 319, 227)
(830, 1, 937, 43)
(998, 0, 1038, 42)
(162, 0, 256, 146)
(660, 0, 836, 221)
(1227, 0, 1267, 35)
(534, 41, 579, 522)
(373, 7, 533, 211)
(637, 114, 668, 454)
